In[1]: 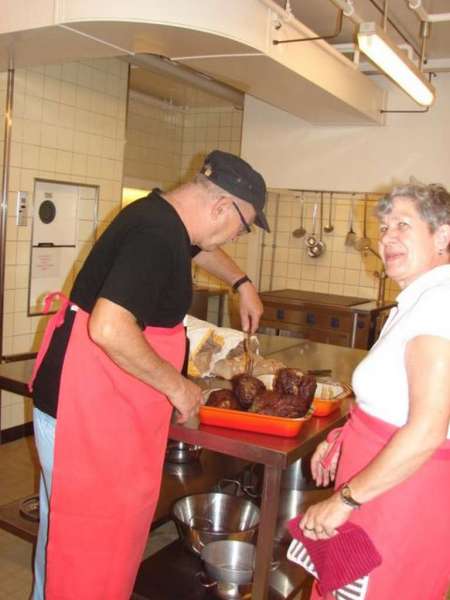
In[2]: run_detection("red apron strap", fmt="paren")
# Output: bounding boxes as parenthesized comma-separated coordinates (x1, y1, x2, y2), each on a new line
(28, 292, 72, 392)
(319, 406, 359, 470)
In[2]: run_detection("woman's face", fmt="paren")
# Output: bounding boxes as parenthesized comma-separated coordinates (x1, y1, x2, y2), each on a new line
(378, 196, 446, 289)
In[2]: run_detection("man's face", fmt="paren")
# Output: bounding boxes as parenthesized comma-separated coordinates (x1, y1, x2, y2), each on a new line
(199, 197, 256, 251)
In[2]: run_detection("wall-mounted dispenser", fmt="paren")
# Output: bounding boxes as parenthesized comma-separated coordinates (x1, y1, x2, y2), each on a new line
(16, 191, 28, 226)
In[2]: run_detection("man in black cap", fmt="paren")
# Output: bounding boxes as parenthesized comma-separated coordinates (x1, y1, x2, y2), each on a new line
(30, 150, 269, 600)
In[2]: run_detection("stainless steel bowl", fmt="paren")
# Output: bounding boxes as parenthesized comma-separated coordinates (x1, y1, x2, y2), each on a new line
(201, 540, 255, 585)
(172, 493, 260, 555)
(165, 440, 202, 464)
(197, 572, 252, 600)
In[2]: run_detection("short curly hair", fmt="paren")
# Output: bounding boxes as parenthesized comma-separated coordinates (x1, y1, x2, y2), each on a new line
(375, 183, 450, 233)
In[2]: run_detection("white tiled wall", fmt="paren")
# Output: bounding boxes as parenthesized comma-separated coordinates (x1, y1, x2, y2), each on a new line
(260, 191, 400, 302)
(123, 93, 184, 191)
(180, 106, 243, 181)
(0, 57, 128, 432)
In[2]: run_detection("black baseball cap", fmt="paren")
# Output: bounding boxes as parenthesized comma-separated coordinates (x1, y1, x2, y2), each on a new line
(200, 150, 270, 232)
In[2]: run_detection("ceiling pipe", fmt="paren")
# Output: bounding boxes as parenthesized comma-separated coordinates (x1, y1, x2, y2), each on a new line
(328, 0, 363, 25)
(407, 0, 450, 23)
(124, 54, 244, 108)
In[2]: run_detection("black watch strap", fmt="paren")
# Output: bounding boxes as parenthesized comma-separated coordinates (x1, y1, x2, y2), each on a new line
(339, 483, 362, 509)
(232, 275, 251, 293)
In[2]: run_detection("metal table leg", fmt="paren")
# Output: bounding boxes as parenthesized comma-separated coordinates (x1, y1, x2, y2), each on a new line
(217, 293, 225, 327)
(252, 464, 282, 599)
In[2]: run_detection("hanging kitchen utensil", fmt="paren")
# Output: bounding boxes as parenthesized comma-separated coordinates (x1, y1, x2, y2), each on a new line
(292, 193, 306, 238)
(355, 194, 372, 253)
(324, 192, 334, 233)
(308, 193, 326, 258)
(305, 203, 318, 248)
(345, 196, 357, 247)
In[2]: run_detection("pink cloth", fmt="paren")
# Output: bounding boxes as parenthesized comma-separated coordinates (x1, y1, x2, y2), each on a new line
(310, 407, 450, 599)
(30, 298, 186, 599)
(288, 515, 381, 594)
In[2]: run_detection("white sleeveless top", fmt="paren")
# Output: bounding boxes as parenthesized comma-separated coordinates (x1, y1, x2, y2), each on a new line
(352, 264, 450, 438)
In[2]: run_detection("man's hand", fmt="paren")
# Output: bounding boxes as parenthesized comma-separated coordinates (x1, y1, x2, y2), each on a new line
(238, 282, 264, 333)
(168, 377, 203, 423)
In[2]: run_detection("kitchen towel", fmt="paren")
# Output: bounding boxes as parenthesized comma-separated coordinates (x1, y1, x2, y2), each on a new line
(286, 514, 382, 596)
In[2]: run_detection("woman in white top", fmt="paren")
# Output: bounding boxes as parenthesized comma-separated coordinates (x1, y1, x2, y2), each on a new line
(301, 183, 450, 599)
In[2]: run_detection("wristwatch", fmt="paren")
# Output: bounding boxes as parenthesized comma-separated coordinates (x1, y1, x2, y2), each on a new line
(232, 275, 251, 293)
(339, 483, 362, 509)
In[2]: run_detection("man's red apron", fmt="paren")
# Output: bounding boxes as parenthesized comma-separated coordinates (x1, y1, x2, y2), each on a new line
(30, 295, 186, 599)
(310, 407, 450, 599)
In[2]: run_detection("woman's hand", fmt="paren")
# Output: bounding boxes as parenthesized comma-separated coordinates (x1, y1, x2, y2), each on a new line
(299, 494, 353, 540)
(311, 440, 340, 487)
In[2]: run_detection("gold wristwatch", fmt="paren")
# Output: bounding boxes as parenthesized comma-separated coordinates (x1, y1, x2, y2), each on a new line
(339, 483, 362, 509)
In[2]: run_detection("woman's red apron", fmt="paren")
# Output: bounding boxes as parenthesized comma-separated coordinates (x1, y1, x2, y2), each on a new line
(310, 407, 450, 599)
(30, 294, 186, 600)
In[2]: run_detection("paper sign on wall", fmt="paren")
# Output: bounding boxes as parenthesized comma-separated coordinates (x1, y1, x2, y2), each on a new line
(31, 247, 61, 278)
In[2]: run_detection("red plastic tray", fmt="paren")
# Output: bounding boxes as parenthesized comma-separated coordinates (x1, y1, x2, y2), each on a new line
(199, 405, 313, 437)
(312, 383, 353, 417)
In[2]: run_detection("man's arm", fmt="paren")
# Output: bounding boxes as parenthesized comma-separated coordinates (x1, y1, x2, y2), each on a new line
(88, 297, 202, 423)
(193, 248, 263, 333)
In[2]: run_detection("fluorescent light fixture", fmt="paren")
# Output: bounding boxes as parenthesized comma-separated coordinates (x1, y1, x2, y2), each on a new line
(357, 22, 435, 107)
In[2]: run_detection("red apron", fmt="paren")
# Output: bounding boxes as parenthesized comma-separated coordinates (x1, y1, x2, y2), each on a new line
(311, 408, 450, 599)
(30, 294, 186, 599)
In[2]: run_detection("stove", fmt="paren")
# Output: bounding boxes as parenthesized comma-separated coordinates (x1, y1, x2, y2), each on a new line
(258, 289, 394, 350)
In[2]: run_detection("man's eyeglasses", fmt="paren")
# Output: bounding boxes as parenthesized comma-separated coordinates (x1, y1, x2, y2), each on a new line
(232, 202, 252, 234)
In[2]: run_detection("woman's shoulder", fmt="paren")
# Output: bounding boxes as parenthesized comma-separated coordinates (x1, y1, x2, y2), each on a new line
(406, 281, 450, 339)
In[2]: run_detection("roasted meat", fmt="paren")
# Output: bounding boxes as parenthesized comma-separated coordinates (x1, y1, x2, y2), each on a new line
(207, 389, 239, 410)
(231, 374, 266, 410)
(274, 368, 305, 396)
(251, 372, 317, 418)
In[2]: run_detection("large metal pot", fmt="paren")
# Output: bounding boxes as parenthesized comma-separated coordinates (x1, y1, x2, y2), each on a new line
(275, 488, 331, 544)
(281, 458, 316, 491)
(201, 540, 255, 585)
(165, 440, 202, 464)
(172, 493, 260, 555)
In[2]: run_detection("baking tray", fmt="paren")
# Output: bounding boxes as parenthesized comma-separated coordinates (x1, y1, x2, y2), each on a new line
(199, 404, 313, 437)
(312, 382, 353, 417)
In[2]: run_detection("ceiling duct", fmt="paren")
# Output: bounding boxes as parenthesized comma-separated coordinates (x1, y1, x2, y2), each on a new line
(125, 53, 244, 108)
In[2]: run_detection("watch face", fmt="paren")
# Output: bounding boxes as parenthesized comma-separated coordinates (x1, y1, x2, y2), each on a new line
(341, 484, 359, 507)
(342, 485, 351, 499)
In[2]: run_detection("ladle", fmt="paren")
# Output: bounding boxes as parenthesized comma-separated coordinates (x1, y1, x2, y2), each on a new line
(345, 196, 357, 247)
(305, 203, 318, 248)
(355, 194, 371, 253)
(324, 192, 334, 233)
(292, 194, 306, 238)
(308, 194, 326, 258)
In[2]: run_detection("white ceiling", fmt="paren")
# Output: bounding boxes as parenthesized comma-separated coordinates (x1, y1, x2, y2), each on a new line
(130, 0, 450, 108)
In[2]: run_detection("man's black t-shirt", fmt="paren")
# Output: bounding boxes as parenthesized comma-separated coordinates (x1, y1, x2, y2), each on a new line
(33, 190, 196, 417)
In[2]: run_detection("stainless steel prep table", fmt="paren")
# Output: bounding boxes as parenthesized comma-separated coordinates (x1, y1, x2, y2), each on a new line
(0, 336, 366, 599)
